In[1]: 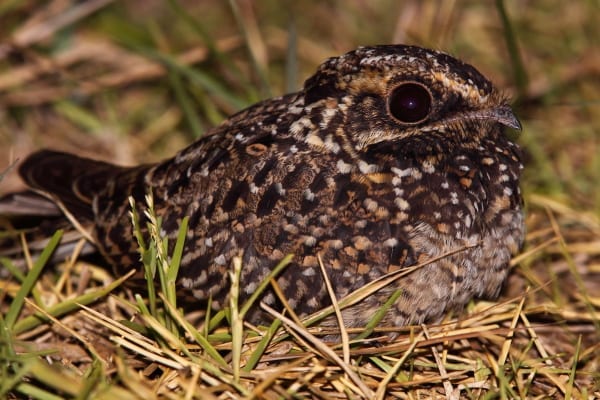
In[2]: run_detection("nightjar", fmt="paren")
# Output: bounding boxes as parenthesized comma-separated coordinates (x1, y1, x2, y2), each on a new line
(2, 45, 524, 328)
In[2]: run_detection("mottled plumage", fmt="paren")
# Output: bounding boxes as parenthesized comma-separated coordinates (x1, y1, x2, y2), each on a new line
(6, 45, 524, 328)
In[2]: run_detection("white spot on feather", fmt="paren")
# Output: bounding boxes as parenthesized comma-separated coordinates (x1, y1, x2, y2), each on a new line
(214, 254, 226, 265)
(304, 189, 315, 201)
(383, 238, 398, 247)
(337, 159, 353, 173)
(358, 160, 377, 174)
(395, 198, 410, 210)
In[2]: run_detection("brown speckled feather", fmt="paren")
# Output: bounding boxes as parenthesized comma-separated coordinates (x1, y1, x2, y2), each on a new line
(10, 45, 524, 327)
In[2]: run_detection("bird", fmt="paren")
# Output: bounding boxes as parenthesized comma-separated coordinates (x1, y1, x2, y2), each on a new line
(1, 45, 524, 329)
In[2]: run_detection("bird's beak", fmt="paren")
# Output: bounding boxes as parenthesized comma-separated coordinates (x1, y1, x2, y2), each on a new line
(464, 104, 521, 131)
(491, 104, 522, 131)
(468, 104, 521, 131)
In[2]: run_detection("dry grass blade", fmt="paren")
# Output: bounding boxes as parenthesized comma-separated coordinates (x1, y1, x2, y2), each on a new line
(422, 324, 456, 399)
(10, 0, 115, 48)
(301, 244, 477, 329)
(374, 331, 423, 400)
(316, 253, 350, 365)
(498, 291, 526, 366)
(230, 255, 243, 383)
(261, 302, 375, 399)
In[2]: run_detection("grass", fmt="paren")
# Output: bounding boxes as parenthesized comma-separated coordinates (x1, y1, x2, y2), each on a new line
(0, 1, 599, 398)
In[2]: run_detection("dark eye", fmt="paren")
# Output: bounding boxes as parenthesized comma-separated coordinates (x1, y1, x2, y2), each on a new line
(388, 82, 432, 123)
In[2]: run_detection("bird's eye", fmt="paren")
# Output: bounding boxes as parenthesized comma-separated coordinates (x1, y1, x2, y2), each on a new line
(388, 82, 432, 124)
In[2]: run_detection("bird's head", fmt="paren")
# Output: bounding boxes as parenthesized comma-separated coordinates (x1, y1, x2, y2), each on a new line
(301, 45, 520, 156)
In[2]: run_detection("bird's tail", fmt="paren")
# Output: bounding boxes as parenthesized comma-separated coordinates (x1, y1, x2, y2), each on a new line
(18, 150, 133, 221)
(0, 150, 145, 270)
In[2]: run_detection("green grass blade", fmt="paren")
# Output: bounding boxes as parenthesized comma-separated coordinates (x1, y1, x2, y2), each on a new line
(167, 216, 188, 303)
(242, 318, 282, 372)
(352, 289, 403, 341)
(143, 49, 248, 110)
(12, 270, 133, 335)
(0, 257, 25, 282)
(495, 0, 528, 99)
(239, 253, 293, 318)
(285, 5, 298, 93)
(161, 299, 228, 367)
(0, 160, 17, 183)
(5, 230, 62, 329)
(565, 335, 582, 400)
(15, 383, 65, 400)
(168, 71, 205, 138)
(227, 0, 271, 98)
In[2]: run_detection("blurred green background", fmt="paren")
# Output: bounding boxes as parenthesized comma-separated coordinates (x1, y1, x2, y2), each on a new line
(0, 0, 598, 214)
